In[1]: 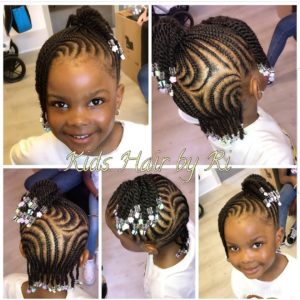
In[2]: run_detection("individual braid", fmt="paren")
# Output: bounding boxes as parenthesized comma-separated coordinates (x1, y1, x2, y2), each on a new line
(153, 16, 268, 139)
(218, 174, 279, 257)
(107, 174, 190, 251)
(35, 6, 122, 125)
(19, 180, 89, 289)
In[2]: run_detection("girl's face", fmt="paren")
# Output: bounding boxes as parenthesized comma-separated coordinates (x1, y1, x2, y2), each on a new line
(224, 214, 283, 281)
(46, 55, 124, 156)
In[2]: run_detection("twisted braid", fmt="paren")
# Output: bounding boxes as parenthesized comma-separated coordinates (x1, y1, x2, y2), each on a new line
(107, 174, 190, 250)
(153, 16, 268, 139)
(36, 6, 121, 125)
(20, 180, 89, 288)
(218, 174, 279, 257)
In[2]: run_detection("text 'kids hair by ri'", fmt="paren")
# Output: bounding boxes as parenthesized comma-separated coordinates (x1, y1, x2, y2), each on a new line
(152, 12, 294, 165)
(218, 174, 297, 299)
(105, 173, 195, 298)
(10, 6, 149, 166)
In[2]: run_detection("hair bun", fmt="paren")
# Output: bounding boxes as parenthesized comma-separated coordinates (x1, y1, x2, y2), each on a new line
(28, 180, 60, 208)
(66, 6, 113, 37)
(241, 174, 275, 198)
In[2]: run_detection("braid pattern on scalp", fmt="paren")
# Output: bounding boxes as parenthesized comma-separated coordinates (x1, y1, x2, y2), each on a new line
(35, 6, 121, 125)
(20, 180, 89, 289)
(107, 174, 190, 250)
(218, 174, 279, 257)
(153, 16, 267, 139)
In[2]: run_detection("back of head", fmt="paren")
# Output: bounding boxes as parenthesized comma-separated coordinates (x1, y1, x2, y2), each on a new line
(16, 180, 88, 291)
(107, 174, 190, 251)
(153, 16, 270, 139)
(36, 5, 122, 125)
(218, 174, 280, 257)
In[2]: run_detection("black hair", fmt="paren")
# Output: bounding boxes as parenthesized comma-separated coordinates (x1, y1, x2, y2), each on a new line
(19, 180, 89, 288)
(218, 174, 279, 257)
(153, 16, 270, 139)
(36, 6, 121, 125)
(107, 174, 190, 252)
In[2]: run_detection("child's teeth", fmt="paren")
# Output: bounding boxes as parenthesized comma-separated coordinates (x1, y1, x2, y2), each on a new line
(74, 135, 88, 139)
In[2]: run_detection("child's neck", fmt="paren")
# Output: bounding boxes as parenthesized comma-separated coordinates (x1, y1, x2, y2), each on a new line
(21, 281, 67, 299)
(242, 101, 259, 128)
(153, 241, 187, 269)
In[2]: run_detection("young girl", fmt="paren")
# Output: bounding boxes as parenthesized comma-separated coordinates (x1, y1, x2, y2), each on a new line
(4, 180, 92, 298)
(153, 16, 294, 165)
(10, 6, 149, 165)
(105, 174, 195, 298)
(218, 174, 297, 298)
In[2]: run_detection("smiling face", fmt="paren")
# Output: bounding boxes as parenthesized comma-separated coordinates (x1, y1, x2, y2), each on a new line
(46, 55, 124, 156)
(224, 214, 283, 281)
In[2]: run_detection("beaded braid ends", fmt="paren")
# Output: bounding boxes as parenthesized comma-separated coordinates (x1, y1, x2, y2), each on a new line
(14, 180, 89, 294)
(218, 174, 281, 257)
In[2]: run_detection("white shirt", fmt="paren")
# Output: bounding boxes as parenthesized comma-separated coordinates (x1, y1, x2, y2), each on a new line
(178, 107, 294, 165)
(144, 222, 195, 298)
(231, 254, 298, 299)
(4, 273, 93, 298)
(10, 121, 150, 167)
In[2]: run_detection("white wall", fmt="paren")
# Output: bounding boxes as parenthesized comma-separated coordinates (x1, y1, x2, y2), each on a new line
(9, 5, 53, 53)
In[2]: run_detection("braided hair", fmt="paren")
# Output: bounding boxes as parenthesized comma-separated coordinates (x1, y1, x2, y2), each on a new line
(218, 174, 279, 257)
(107, 174, 190, 252)
(36, 6, 122, 125)
(19, 180, 89, 289)
(153, 16, 270, 139)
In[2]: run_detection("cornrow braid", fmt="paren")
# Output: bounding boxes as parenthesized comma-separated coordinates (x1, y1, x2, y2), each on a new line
(153, 16, 268, 139)
(35, 6, 121, 125)
(107, 174, 190, 251)
(19, 180, 89, 289)
(218, 174, 279, 257)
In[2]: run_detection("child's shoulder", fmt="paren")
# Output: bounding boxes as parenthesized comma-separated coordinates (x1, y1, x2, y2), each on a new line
(10, 132, 68, 164)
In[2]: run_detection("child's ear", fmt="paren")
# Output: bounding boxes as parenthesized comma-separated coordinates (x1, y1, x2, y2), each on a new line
(116, 84, 125, 111)
(143, 243, 158, 255)
(249, 75, 262, 101)
(19, 242, 26, 258)
(275, 227, 285, 248)
(79, 249, 89, 267)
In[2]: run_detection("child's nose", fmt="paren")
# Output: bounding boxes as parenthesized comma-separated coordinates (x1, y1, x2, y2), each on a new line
(67, 108, 89, 127)
(240, 248, 255, 263)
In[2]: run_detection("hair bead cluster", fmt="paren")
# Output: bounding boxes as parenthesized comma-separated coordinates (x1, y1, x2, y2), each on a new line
(153, 15, 271, 140)
(218, 174, 280, 257)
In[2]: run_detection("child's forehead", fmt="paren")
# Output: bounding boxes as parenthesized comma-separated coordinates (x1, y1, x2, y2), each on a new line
(225, 212, 275, 231)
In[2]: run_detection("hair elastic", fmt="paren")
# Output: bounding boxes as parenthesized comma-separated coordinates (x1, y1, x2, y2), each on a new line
(259, 187, 281, 208)
(257, 63, 275, 85)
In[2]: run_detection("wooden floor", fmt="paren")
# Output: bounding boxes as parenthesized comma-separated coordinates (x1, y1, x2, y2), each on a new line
(3, 169, 99, 298)
(102, 168, 196, 298)
(199, 168, 297, 298)
(153, 5, 297, 164)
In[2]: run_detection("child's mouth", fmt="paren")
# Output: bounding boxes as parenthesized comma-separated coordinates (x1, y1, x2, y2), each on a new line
(67, 133, 94, 144)
(242, 266, 260, 276)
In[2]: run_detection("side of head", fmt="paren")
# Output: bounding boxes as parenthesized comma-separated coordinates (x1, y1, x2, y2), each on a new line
(36, 6, 122, 126)
(218, 174, 282, 259)
(106, 174, 190, 254)
(16, 180, 89, 290)
(153, 16, 270, 139)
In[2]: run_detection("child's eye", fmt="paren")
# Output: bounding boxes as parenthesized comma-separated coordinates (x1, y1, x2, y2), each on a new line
(228, 245, 239, 252)
(51, 101, 69, 109)
(252, 242, 263, 249)
(88, 98, 104, 107)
